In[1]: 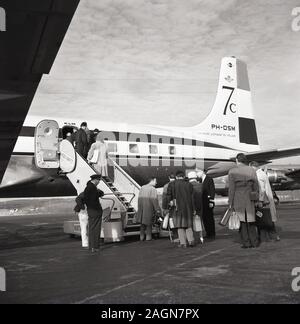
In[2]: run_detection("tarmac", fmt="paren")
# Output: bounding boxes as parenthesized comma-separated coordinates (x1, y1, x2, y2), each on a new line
(0, 204, 300, 304)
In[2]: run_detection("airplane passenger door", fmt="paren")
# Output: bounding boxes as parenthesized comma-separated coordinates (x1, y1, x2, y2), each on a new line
(35, 120, 60, 169)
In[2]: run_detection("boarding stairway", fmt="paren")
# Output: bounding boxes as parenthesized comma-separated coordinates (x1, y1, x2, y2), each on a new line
(60, 139, 143, 237)
(34, 119, 162, 240)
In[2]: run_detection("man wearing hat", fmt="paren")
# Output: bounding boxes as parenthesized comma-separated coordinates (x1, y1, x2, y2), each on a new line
(74, 122, 89, 158)
(84, 174, 104, 252)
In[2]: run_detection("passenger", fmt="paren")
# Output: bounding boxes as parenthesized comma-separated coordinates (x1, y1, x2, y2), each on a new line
(74, 122, 89, 158)
(249, 161, 280, 242)
(136, 177, 161, 241)
(167, 170, 195, 248)
(200, 169, 216, 240)
(228, 153, 260, 249)
(90, 128, 100, 145)
(188, 171, 204, 244)
(162, 174, 178, 243)
(84, 174, 104, 253)
(162, 174, 176, 212)
(87, 133, 108, 177)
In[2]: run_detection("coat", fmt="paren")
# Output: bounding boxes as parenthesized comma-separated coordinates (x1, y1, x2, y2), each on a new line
(167, 179, 194, 229)
(162, 182, 171, 211)
(228, 164, 259, 223)
(87, 141, 108, 176)
(136, 184, 161, 226)
(190, 180, 203, 217)
(83, 181, 104, 213)
(74, 128, 88, 158)
(256, 169, 277, 222)
(202, 175, 215, 213)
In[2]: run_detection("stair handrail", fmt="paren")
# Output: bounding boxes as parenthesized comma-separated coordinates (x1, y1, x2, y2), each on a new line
(108, 157, 141, 190)
(100, 195, 115, 221)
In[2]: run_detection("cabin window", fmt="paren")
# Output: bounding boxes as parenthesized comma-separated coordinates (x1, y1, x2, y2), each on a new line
(169, 146, 176, 155)
(129, 144, 139, 154)
(107, 143, 117, 153)
(149, 144, 158, 154)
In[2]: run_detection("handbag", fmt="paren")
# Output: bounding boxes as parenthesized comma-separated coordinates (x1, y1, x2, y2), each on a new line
(256, 208, 273, 230)
(229, 211, 240, 230)
(90, 149, 99, 164)
(193, 215, 203, 232)
(162, 213, 170, 230)
(219, 208, 233, 226)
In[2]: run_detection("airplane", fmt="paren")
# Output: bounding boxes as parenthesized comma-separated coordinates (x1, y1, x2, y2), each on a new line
(2, 54, 300, 199)
(2, 2, 300, 200)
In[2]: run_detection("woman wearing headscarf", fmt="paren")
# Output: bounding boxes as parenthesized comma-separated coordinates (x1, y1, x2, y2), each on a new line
(87, 133, 108, 176)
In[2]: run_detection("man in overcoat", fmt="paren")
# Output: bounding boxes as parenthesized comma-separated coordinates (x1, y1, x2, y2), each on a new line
(136, 177, 161, 241)
(228, 154, 260, 248)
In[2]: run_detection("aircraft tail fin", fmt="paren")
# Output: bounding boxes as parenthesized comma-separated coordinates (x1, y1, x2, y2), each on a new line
(193, 57, 260, 152)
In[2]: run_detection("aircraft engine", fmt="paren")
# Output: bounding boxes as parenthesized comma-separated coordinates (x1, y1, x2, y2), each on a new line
(266, 169, 287, 184)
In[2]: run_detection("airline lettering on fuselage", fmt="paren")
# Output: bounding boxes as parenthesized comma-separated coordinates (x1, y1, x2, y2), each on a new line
(211, 124, 236, 132)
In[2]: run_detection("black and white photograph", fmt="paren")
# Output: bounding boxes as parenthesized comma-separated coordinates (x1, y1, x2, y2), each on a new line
(0, 0, 300, 307)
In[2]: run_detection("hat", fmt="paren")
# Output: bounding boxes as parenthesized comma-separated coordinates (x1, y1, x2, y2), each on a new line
(196, 170, 204, 178)
(187, 171, 197, 180)
(90, 174, 102, 180)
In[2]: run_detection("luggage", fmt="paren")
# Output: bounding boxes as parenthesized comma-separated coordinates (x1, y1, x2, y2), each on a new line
(256, 208, 273, 230)
(228, 212, 240, 230)
(219, 208, 233, 226)
(193, 215, 203, 232)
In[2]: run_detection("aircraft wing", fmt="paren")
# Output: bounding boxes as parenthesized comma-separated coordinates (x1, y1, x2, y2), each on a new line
(239, 148, 300, 164)
(0, 0, 80, 183)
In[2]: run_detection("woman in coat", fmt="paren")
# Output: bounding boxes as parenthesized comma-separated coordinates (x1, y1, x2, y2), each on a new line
(87, 133, 108, 176)
(136, 177, 161, 241)
(250, 162, 280, 242)
(228, 153, 260, 248)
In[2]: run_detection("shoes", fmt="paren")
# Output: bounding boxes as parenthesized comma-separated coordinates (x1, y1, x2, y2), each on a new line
(241, 245, 250, 249)
(188, 241, 196, 247)
(177, 244, 187, 248)
(91, 248, 99, 253)
(204, 236, 216, 241)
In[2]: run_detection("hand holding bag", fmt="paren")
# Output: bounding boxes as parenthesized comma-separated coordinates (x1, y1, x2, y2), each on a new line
(162, 212, 170, 230)
(229, 211, 240, 230)
(219, 208, 233, 226)
(90, 149, 99, 164)
(193, 215, 203, 232)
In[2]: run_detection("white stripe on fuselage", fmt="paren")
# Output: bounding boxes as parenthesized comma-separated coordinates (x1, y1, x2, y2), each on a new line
(13, 135, 238, 161)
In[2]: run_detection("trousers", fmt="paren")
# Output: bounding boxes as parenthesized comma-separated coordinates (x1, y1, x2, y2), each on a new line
(87, 209, 102, 250)
(78, 210, 88, 247)
(177, 228, 194, 246)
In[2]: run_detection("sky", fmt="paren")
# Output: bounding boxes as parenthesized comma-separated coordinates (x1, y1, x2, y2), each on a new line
(28, 0, 300, 161)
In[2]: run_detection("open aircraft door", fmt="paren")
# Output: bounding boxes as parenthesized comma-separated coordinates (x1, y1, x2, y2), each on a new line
(35, 120, 60, 169)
